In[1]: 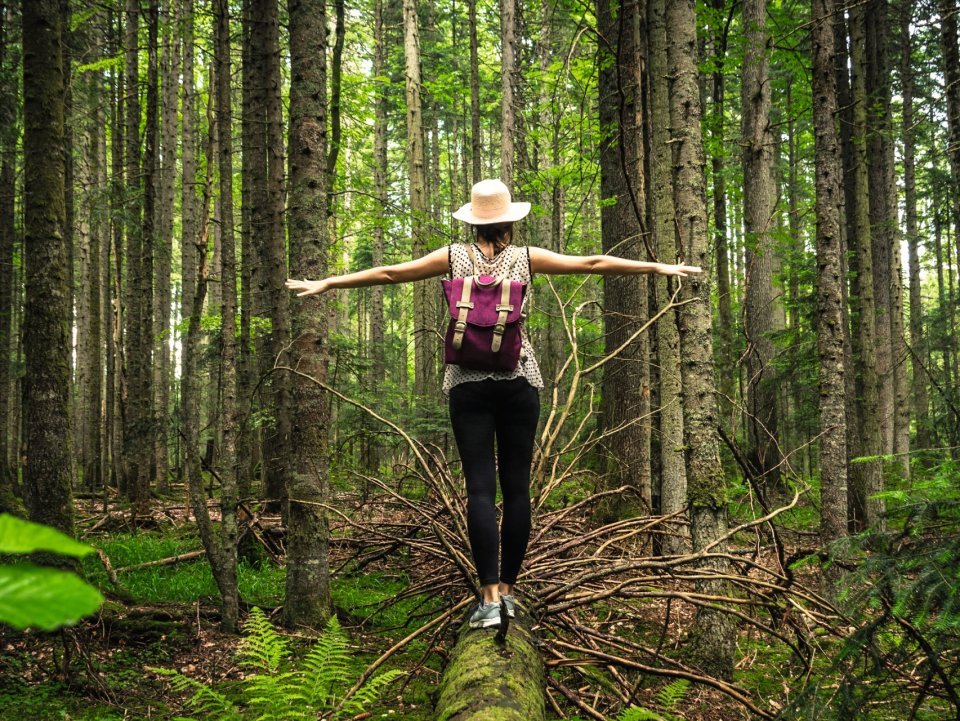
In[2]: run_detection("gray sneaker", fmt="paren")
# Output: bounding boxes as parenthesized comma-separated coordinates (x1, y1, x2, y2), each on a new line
(468, 600, 502, 629)
(501, 594, 518, 618)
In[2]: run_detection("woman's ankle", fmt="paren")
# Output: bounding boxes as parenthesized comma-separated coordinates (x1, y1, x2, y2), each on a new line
(481, 583, 500, 604)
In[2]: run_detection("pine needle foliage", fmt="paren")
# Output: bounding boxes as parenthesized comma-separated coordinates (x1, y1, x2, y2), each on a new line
(149, 607, 405, 720)
(783, 459, 960, 719)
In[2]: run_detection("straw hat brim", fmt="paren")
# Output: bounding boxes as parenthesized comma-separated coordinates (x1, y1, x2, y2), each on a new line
(452, 201, 531, 225)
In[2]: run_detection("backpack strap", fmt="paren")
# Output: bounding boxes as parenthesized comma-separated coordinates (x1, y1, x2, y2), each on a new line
(452, 276, 474, 350)
(491, 278, 514, 352)
(464, 243, 480, 275)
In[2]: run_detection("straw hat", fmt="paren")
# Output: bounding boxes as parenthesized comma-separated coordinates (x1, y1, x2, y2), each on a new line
(453, 179, 531, 225)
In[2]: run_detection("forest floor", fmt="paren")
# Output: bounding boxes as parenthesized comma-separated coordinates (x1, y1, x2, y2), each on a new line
(0, 488, 851, 721)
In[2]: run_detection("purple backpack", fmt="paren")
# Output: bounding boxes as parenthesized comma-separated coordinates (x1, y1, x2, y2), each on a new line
(441, 244, 527, 372)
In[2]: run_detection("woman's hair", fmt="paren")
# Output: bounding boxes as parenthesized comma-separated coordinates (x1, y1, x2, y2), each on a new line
(473, 222, 513, 256)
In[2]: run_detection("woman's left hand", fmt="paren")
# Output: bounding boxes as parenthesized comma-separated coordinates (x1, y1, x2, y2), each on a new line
(285, 278, 331, 296)
(657, 263, 702, 277)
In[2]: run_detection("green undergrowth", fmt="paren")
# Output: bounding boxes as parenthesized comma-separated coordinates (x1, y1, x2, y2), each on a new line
(1, 527, 448, 720)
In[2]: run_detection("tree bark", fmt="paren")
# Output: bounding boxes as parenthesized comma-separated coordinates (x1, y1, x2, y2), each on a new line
(155, 0, 178, 494)
(468, 0, 481, 184)
(371, 0, 387, 385)
(285, 0, 333, 628)
(180, 0, 200, 489)
(811, 0, 849, 591)
(648, 0, 687, 554)
(404, 0, 434, 401)
(848, 3, 885, 529)
(665, 0, 736, 679)
(22, 0, 73, 535)
(900, 0, 930, 453)
(709, 0, 734, 427)
(500, 0, 517, 187)
(741, 0, 785, 489)
(212, 0, 240, 632)
(597, 0, 651, 515)
(0, 1, 20, 506)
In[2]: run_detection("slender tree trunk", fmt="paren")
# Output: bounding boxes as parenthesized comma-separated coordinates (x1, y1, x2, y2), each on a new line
(900, 0, 930, 453)
(285, 0, 333, 628)
(741, 0, 785, 490)
(665, 0, 735, 679)
(155, 0, 178, 494)
(108, 10, 124, 493)
(500, 0, 516, 186)
(212, 0, 240, 632)
(180, 0, 199, 488)
(648, 0, 687, 553)
(371, 0, 387, 385)
(76, 18, 104, 493)
(848, 3, 885, 529)
(812, 0, 849, 592)
(864, 0, 894, 458)
(710, 0, 734, 426)
(0, 1, 20, 506)
(22, 0, 73, 535)
(404, 0, 433, 401)
(257, 0, 291, 512)
(122, 0, 141, 503)
(597, 0, 651, 515)
(138, 0, 158, 507)
(469, 0, 481, 184)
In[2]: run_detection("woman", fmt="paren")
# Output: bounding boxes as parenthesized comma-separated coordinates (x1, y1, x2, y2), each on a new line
(286, 179, 701, 629)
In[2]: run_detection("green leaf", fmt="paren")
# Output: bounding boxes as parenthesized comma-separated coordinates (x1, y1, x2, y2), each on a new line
(0, 514, 94, 557)
(0, 563, 104, 630)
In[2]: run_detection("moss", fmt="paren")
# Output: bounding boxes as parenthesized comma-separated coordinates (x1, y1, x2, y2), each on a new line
(435, 617, 546, 721)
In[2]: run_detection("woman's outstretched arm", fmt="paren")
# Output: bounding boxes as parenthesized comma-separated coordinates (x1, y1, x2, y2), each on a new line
(286, 246, 450, 297)
(528, 246, 701, 277)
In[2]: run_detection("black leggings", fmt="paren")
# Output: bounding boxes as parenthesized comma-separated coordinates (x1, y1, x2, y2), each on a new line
(449, 377, 540, 586)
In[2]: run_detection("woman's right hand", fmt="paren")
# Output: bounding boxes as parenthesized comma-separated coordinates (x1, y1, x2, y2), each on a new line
(285, 278, 331, 297)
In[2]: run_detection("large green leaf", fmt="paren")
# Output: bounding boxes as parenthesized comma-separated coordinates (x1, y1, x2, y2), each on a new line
(0, 563, 104, 630)
(0, 514, 94, 557)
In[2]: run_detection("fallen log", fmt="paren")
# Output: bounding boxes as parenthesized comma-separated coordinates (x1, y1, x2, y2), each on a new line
(434, 603, 547, 721)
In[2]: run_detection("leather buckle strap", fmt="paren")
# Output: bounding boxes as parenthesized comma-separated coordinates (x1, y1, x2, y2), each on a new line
(491, 277, 513, 352)
(452, 276, 473, 350)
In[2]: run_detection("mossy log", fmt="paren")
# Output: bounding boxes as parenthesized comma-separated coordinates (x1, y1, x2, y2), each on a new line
(434, 606, 547, 721)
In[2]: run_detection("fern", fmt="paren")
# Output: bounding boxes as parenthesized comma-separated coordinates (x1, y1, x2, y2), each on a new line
(655, 678, 690, 709)
(146, 666, 241, 719)
(615, 707, 671, 721)
(151, 607, 405, 720)
(237, 606, 289, 673)
(302, 614, 352, 707)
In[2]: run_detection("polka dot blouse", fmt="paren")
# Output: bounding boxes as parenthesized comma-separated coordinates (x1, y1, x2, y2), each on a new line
(442, 242, 545, 398)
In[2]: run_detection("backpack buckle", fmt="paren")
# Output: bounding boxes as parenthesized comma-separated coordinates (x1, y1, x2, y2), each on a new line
(495, 304, 514, 312)
(456, 301, 474, 309)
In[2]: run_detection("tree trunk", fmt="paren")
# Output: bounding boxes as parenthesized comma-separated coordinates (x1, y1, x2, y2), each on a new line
(22, 0, 73, 535)
(180, 0, 200, 488)
(848, 3, 885, 529)
(435, 612, 546, 721)
(153, 0, 177, 495)
(213, 0, 240, 632)
(371, 0, 387, 385)
(500, 0, 516, 187)
(404, 0, 434, 402)
(811, 0, 849, 591)
(665, 0, 736, 680)
(741, 0, 785, 490)
(709, 0, 734, 427)
(900, 0, 930, 453)
(648, 0, 687, 554)
(0, 1, 20, 507)
(597, 0, 651, 516)
(468, 0, 481, 184)
(285, 0, 333, 628)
